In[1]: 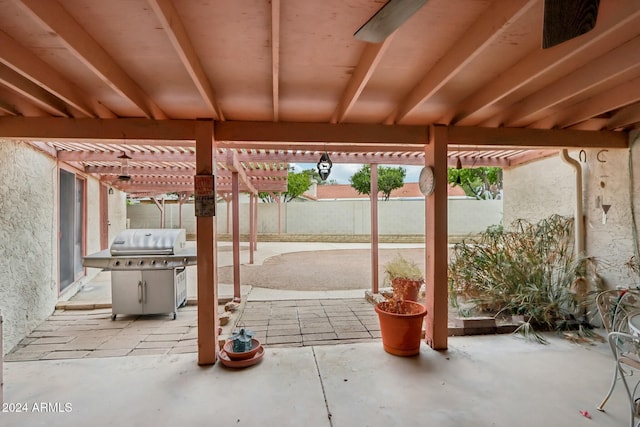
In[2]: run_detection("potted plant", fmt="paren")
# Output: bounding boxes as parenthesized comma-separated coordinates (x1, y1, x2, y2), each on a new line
(375, 255, 427, 356)
(384, 254, 424, 302)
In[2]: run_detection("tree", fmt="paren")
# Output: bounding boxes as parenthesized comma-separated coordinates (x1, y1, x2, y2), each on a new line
(447, 166, 502, 199)
(259, 168, 313, 203)
(350, 165, 406, 201)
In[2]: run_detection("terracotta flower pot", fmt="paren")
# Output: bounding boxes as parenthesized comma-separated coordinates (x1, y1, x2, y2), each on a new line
(391, 278, 422, 302)
(375, 300, 427, 356)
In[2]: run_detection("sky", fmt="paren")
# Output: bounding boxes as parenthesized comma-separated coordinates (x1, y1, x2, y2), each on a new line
(290, 163, 422, 184)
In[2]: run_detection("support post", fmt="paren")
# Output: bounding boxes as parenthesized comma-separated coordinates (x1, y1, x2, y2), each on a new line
(424, 125, 448, 350)
(249, 192, 255, 264)
(370, 163, 379, 294)
(232, 171, 241, 301)
(195, 120, 218, 365)
(253, 193, 258, 251)
(151, 196, 165, 228)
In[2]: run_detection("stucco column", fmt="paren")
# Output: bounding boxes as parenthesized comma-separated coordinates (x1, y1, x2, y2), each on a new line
(424, 125, 448, 350)
(195, 120, 218, 365)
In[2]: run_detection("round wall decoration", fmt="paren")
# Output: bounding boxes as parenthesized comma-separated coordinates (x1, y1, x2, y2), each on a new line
(418, 166, 435, 196)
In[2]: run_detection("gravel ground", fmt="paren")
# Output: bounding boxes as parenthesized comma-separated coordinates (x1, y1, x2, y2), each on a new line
(217, 248, 425, 291)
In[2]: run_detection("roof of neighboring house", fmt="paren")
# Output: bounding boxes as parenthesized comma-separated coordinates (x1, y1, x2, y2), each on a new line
(313, 182, 466, 200)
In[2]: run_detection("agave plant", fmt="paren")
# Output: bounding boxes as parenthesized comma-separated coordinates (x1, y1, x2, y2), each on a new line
(448, 214, 595, 343)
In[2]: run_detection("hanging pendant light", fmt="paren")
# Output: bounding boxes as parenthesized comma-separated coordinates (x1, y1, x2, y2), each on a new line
(455, 156, 462, 184)
(317, 152, 332, 181)
(118, 151, 132, 181)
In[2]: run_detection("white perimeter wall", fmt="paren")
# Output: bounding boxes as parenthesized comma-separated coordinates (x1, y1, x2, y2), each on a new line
(128, 198, 503, 238)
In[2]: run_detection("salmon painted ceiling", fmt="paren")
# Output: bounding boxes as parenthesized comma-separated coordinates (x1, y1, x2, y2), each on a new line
(0, 0, 637, 194)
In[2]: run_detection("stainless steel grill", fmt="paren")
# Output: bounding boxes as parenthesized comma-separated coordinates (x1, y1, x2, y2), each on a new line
(83, 229, 196, 320)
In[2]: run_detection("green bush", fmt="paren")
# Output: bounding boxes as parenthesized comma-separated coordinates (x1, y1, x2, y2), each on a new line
(448, 215, 591, 342)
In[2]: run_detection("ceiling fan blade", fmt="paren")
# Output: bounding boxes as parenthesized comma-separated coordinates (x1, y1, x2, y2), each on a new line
(542, 0, 600, 49)
(354, 0, 428, 43)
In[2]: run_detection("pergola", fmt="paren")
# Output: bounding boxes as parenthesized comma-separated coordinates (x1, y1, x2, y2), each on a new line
(0, 0, 637, 364)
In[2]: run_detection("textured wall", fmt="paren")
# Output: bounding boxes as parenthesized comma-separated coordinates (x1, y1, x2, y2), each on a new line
(0, 141, 58, 354)
(503, 142, 640, 290)
(128, 198, 503, 237)
(108, 190, 128, 243)
(0, 142, 119, 354)
(503, 154, 574, 225)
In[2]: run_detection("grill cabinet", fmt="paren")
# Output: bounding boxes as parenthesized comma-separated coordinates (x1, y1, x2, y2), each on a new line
(83, 229, 196, 320)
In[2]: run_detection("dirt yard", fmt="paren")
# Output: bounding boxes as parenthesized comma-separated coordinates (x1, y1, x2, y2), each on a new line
(217, 248, 426, 291)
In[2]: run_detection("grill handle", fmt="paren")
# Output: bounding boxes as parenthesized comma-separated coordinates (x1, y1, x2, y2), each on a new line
(137, 281, 143, 303)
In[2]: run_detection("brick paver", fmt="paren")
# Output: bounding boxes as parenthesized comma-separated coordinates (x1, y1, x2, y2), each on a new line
(6, 298, 381, 361)
(237, 298, 379, 348)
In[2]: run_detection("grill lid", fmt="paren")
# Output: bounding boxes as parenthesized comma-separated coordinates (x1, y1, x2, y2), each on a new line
(110, 229, 186, 256)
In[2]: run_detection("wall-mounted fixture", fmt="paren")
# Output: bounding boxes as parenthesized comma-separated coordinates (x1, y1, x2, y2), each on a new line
(317, 152, 332, 181)
(108, 188, 114, 195)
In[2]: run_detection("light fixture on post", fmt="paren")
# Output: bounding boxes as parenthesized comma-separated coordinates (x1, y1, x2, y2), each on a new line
(117, 151, 132, 181)
(317, 152, 332, 181)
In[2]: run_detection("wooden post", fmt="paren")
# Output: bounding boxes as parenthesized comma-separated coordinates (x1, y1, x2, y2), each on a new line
(178, 192, 189, 229)
(370, 163, 379, 294)
(152, 197, 165, 228)
(232, 171, 241, 301)
(424, 125, 448, 350)
(253, 193, 258, 251)
(195, 121, 218, 365)
(277, 193, 282, 234)
(249, 192, 255, 264)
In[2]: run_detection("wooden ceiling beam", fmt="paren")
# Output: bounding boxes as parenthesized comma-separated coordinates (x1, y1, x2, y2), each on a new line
(215, 121, 429, 144)
(452, 1, 640, 126)
(17, 0, 166, 119)
(391, 0, 537, 124)
(0, 117, 197, 141)
(532, 75, 640, 129)
(0, 63, 70, 117)
(0, 29, 102, 118)
(225, 150, 257, 194)
(505, 36, 640, 127)
(607, 102, 640, 130)
(147, 0, 223, 120)
(85, 166, 288, 178)
(332, 36, 393, 124)
(116, 181, 287, 194)
(447, 126, 627, 149)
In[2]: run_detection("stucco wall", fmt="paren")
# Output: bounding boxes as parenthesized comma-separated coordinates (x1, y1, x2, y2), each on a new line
(503, 154, 574, 224)
(0, 141, 58, 354)
(108, 190, 128, 244)
(128, 198, 503, 237)
(503, 140, 640, 290)
(0, 142, 123, 354)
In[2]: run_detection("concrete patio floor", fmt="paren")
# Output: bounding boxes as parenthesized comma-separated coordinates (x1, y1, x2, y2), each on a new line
(2, 241, 633, 426)
(3, 333, 630, 427)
